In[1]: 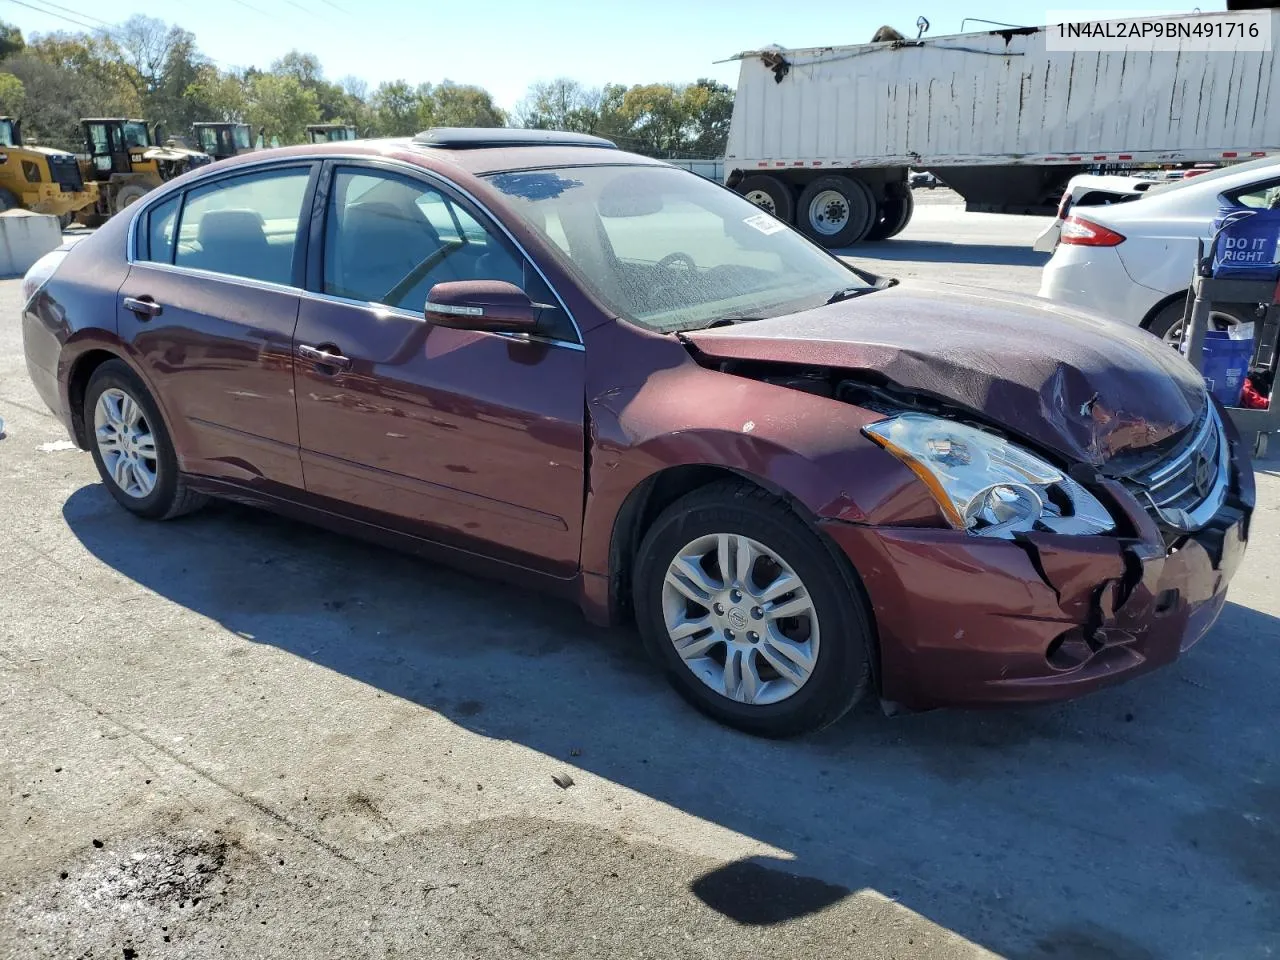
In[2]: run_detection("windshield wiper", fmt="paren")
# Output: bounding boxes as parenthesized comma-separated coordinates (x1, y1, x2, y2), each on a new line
(699, 317, 766, 329)
(826, 286, 877, 305)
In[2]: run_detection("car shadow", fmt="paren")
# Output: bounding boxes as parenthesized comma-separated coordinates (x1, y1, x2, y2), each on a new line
(840, 239, 1050, 269)
(61, 485, 1279, 957)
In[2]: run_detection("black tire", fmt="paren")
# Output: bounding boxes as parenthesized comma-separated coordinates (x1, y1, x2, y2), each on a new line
(1146, 297, 1258, 345)
(865, 189, 915, 241)
(632, 481, 873, 738)
(84, 360, 207, 520)
(795, 175, 875, 248)
(0, 188, 17, 213)
(737, 174, 796, 223)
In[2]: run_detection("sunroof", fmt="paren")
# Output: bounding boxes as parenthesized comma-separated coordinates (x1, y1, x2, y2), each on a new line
(411, 127, 618, 150)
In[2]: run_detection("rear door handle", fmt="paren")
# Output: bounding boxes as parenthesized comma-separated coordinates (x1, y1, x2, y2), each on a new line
(297, 343, 352, 371)
(123, 296, 163, 319)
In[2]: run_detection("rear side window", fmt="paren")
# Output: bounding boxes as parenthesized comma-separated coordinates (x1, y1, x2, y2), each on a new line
(1229, 179, 1280, 210)
(143, 195, 180, 264)
(172, 167, 311, 285)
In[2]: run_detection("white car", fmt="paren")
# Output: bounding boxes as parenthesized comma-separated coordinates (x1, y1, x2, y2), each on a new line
(1039, 156, 1280, 342)
(1032, 174, 1158, 253)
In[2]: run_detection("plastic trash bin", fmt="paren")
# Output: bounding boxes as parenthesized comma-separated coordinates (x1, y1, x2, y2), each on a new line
(1199, 330, 1254, 406)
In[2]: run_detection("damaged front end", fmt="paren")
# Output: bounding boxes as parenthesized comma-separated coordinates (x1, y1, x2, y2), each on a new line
(829, 394, 1252, 711)
(692, 350, 1253, 711)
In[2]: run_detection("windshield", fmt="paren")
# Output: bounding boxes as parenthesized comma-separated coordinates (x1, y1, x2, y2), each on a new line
(122, 121, 151, 149)
(233, 125, 252, 149)
(0, 120, 14, 148)
(485, 164, 872, 332)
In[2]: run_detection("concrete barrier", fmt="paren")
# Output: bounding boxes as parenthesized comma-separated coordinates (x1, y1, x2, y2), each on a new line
(0, 209, 61, 277)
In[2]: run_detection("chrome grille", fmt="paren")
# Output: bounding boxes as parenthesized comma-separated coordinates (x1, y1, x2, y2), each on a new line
(1126, 404, 1227, 531)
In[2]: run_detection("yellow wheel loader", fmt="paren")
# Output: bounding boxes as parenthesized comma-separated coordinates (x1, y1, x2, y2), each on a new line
(305, 123, 358, 143)
(77, 118, 213, 222)
(192, 122, 263, 161)
(0, 116, 99, 227)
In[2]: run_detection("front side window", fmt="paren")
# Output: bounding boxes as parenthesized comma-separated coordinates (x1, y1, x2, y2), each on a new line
(173, 166, 311, 285)
(323, 168, 525, 311)
(197, 126, 218, 154)
(485, 165, 871, 332)
(0, 121, 15, 148)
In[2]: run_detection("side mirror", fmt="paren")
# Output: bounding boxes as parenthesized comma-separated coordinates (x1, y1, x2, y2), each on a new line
(425, 280, 540, 333)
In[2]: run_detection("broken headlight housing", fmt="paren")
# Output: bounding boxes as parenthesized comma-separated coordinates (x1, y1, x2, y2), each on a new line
(863, 413, 1114, 538)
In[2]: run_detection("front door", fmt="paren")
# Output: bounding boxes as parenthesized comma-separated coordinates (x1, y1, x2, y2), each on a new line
(118, 163, 317, 492)
(293, 163, 586, 576)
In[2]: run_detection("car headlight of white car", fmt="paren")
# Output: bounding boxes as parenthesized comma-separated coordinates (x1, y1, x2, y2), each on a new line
(863, 413, 1115, 538)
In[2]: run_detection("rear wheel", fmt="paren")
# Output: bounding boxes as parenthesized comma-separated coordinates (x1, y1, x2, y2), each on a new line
(796, 176, 875, 248)
(737, 174, 795, 223)
(84, 360, 206, 520)
(865, 189, 914, 241)
(633, 482, 872, 737)
(1147, 298, 1258, 347)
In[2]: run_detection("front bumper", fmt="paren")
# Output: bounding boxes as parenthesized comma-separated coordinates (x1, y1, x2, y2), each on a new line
(821, 438, 1254, 711)
(24, 183, 99, 218)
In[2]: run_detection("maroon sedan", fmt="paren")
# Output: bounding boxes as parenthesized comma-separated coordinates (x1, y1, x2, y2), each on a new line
(21, 129, 1253, 737)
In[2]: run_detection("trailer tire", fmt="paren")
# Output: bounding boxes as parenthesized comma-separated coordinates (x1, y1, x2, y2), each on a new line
(865, 191, 915, 241)
(796, 176, 875, 248)
(737, 175, 795, 223)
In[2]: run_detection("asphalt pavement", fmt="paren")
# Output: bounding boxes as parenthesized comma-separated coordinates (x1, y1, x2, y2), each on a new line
(1, 201, 1277, 959)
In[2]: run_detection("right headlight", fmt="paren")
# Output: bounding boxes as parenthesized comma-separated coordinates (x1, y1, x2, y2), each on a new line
(863, 413, 1115, 538)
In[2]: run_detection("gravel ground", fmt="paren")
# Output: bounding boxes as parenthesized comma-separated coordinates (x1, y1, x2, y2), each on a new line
(1, 206, 1277, 960)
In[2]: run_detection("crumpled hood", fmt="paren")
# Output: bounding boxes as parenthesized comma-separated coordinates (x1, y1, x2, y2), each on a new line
(682, 281, 1206, 468)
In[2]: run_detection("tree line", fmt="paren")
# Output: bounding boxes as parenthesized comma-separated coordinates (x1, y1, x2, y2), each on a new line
(0, 16, 733, 158)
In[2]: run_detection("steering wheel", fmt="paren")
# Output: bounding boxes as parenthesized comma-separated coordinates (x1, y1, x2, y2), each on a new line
(656, 251, 697, 272)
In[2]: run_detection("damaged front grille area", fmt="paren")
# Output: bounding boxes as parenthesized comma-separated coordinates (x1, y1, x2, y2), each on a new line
(1125, 403, 1227, 533)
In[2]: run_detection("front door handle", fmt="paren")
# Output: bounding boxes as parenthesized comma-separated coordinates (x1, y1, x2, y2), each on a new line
(297, 343, 352, 372)
(123, 296, 163, 319)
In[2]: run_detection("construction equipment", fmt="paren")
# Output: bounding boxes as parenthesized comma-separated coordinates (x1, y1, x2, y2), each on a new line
(192, 122, 261, 161)
(77, 118, 212, 221)
(305, 123, 358, 144)
(0, 116, 98, 225)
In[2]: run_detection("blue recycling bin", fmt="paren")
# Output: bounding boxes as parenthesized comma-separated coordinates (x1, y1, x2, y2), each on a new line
(1210, 199, 1280, 281)
(1199, 330, 1254, 407)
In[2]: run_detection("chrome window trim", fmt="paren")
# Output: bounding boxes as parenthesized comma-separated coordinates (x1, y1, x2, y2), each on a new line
(125, 151, 585, 346)
(299, 288, 585, 352)
(129, 259, 304, 297)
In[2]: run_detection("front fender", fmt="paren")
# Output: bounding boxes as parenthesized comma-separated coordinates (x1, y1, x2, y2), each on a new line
(578, 322, 944, 580)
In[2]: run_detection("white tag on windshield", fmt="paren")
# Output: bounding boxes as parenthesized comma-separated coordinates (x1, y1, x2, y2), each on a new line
(743, 212, 787, 235)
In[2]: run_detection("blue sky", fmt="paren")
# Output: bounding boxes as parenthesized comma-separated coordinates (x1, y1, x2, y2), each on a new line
(3, 0, 1225, 109)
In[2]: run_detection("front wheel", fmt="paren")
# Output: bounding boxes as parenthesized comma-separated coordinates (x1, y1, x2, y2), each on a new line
(633, 482, 873, 737)
(737, 174, 796, 223)
(84, 360, 206, 520)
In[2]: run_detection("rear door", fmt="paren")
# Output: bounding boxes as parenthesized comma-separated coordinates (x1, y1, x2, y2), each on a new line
(292, 161, 586, 575)
(118, 163, 318, 493)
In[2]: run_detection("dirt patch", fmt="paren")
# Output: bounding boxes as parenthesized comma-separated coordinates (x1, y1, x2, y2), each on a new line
(5, 829, 237, 956)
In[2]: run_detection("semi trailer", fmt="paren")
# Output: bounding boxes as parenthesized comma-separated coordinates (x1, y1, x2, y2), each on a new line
(723, 9, 1280, 245)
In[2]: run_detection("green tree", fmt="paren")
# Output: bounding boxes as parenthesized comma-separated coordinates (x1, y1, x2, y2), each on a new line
(420, 81, 504, 128)
(245, 72, 319, 144)
(370, 79, 419, 136)
(0, 72, 24, 118)
(0, 20, 24, 60)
